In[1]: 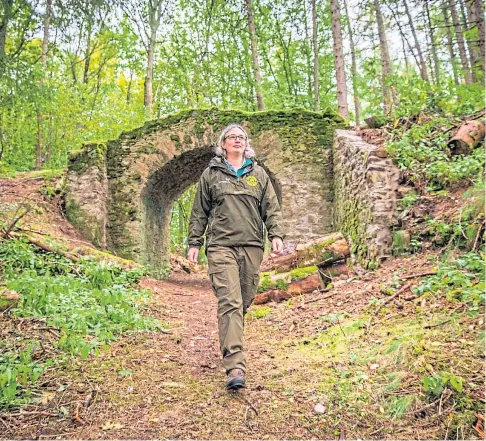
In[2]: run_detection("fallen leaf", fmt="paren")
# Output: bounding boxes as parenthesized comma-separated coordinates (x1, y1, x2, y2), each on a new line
(40, 392, 56, 405)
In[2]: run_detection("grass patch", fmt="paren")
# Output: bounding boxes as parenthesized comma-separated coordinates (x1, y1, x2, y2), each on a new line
(247, 305, 273, 319)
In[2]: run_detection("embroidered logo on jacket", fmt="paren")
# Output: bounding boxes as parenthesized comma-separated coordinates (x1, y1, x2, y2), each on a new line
(246, 176, 258, 187)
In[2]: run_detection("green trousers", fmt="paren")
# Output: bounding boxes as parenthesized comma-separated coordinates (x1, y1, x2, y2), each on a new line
(207, 245, 264, 374)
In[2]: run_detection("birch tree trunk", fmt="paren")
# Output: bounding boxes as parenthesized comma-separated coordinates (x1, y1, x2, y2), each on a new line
(311, 0, 319, 112)
(443, 5, 459, 85)
(36, 0, 52, 170)
(373, 0, 393, 114)
(343, 0, 360, 124)
(449, 0, 472, 84)
(403, 0, 428, 82)
(245, 0, 264, 111)
(330, 0, 349, 119)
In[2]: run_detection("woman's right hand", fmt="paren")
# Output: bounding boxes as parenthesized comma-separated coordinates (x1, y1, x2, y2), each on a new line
(188, 247, 199, 264)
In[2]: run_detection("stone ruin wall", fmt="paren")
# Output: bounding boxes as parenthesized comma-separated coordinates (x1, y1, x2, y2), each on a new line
(332, 129, 400, 267)
(65, 111, 401, 273)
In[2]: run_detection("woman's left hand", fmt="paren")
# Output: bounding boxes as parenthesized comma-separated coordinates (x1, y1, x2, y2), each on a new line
(271, 237, 284, 254)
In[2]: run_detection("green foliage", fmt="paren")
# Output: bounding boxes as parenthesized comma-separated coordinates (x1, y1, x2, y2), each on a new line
(386, 116, 485, 189)
(0, 344, 45, 408)
(399, 190, 419, 209)
(422, 372, 464, 396)
(413, 252, 485, 309)
(0, 238, 161, 408)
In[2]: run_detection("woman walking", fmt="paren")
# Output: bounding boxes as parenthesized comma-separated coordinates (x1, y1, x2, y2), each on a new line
(187, 124, 284, 391)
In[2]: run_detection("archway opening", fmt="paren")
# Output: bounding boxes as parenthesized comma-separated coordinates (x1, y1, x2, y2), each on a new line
(140, 147, 214, 276)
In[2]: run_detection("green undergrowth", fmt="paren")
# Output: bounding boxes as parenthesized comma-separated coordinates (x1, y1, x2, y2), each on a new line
(386, 115, 484, 190)
(269, 253, 484, 436)
(0, 237, 162, 409)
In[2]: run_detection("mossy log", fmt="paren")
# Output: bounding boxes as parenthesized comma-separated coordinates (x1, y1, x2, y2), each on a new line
(8, 231, 81, 262)
(447, 120, 485, 156)
(260, 232, 350, 273)
(255, 271, 325, 305)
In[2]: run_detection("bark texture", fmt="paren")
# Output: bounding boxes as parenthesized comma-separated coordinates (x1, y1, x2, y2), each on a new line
(245, 0, 265, 111)
(373, 0, 393, 114)
(443, 5, 460, 85)
(403, 0, 428, 82)
(343, 0, 359, 123)
(311, 0, 319, 112)
(449, 0, 472, 84)
(330, 0, 349, 119)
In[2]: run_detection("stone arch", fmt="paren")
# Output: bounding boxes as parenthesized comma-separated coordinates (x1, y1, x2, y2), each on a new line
(66, 108, 344, 275)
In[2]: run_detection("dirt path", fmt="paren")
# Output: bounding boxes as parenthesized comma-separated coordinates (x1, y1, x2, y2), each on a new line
(7, 250, 481, 440)
(1, 177, 483, 440)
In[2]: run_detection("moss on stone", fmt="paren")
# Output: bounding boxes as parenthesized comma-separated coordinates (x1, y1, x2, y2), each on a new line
(65, 199, 104, 248)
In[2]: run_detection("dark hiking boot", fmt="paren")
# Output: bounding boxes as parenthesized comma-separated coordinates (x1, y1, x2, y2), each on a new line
(226, 368, 245, 390)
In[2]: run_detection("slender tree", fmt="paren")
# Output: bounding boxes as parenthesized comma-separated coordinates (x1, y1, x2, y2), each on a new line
(343, 0, 359, 123)
(311, 0, 319, 112)
(0, 0, 13, 57)
(449, 0, 472, 84)
(373, 0, 393, 114)
(464, 0, 483, 76)
(36, 0, 52, 170)
(245, 0, 264, 111)
(123, 0, 170, 114)
(424, 0, 440, 85)
(442, 4, 459, 84)
(472, 0, 485, 72)
(330, 0, 348, 119)
(402, 0, 428, 82)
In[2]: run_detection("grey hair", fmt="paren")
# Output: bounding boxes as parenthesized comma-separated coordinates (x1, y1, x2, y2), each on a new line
(215, 124, 255, 158)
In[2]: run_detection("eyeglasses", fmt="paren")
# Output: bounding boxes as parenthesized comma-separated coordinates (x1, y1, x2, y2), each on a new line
(225, 134, 247, 141)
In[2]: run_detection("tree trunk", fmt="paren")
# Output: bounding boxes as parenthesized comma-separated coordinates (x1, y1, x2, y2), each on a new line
(36, 0, 52, 170)
(400, 32, 410, 74)
(449, 0, 472, 84)
(0, 0, 13, 57)
(260, 232, 350, 273)
(145, 33, 155, 111)
(465, 0, 483, 76)
(443, 5, 460, 84)
(330, 0, 349, 119)
(424, 0, 440, 84)
(311, 0, 319, 112)
(373, 0, 393, 114)
(457, 0, 478, 82)
(473, 0, 485, 73)
(403, 0, 428, 82)
(245, 0, 264, 111)
(343, 0, 359, 124)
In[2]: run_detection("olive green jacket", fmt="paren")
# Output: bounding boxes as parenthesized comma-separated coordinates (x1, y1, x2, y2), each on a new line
(188, 156, 284, 249)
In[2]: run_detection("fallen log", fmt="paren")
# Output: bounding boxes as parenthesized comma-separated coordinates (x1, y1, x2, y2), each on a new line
(255, 272, 325, 305)
(8, 231, 81, 262)
(261, 232, 350, 273)
(447, 120, 485, 156)
(254, 289, 296, 305)
(318, 261, 349, 283)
